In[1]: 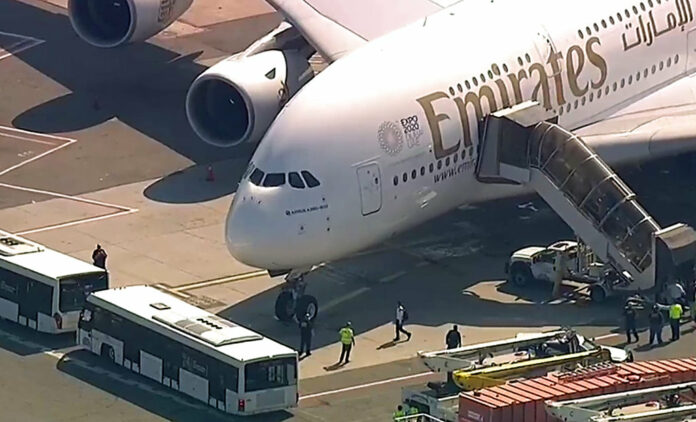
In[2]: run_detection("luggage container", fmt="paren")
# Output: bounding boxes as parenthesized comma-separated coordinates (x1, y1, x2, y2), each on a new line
(458, 358, 696, 422)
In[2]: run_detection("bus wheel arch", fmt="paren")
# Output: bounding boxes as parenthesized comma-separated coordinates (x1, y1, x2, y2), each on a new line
(101, 343, 115, 362)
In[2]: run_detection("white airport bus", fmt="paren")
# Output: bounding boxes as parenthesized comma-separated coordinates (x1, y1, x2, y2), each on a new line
(77, 285, 298, 415)
(0, 230, 108, 333)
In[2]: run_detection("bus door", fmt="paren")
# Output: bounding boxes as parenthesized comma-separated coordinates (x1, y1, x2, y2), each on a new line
(18, 280, 53, 331)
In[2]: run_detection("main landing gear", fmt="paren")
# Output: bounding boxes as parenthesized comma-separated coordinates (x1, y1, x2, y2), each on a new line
(274, 271, 318, 322)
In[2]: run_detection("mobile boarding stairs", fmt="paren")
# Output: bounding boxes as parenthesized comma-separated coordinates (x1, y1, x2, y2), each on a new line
(476, 102, 696, 299)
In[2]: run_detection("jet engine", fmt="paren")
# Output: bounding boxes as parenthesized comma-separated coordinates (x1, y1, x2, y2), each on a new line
(68, 0, 193, 48)
(186, 50, 314, 148)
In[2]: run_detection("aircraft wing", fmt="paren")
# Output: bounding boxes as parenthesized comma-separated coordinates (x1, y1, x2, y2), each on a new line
(574, 75, 696, 164)
(266, 0, 462, 61)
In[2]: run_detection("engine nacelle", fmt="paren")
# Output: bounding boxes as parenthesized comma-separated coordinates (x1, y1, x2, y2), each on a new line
(68, 0, 193, 48)
(186, 50, 314, 148)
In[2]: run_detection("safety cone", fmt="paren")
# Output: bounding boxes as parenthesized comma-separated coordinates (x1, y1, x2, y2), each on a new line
(206, 165, 215, 182)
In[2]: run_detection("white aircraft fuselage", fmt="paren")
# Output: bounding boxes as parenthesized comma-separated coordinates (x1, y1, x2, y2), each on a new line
(226, 0, 696, 270)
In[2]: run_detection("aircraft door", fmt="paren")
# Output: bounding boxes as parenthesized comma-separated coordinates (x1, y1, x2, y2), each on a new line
(687, 29, 696, 72)
(356, 163, 382, 216)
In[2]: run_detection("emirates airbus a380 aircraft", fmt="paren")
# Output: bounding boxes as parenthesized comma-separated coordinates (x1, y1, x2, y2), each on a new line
(70, 0, 696, 320)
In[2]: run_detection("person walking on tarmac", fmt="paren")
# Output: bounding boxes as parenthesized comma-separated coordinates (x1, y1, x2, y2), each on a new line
(669, 302, 683, 341)
(92, 244, 107, 270)
(338, 321, 355, 365)
(298, 312, 313, 358)
(623, 302, 639, 343)
(394, 302, 412, 342)
(648, 305, 664, 346)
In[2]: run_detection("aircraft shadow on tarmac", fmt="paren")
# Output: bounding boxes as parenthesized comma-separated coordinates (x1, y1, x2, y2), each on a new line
(215, 157, 696, 353)
(56, 350, 292, 422)
(1, 1, 275, 165)
(143, 156, 253, 204)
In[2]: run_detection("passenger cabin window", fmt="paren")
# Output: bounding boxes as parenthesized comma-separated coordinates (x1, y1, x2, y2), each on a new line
(301, 171, 320, 188)
(288, 172, 305, 189)
(249, 169, 265, 186)
(262, 173, 286, 187)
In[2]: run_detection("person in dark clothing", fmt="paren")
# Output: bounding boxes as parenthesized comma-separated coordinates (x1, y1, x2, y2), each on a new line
(298, 312, 313, 358)
(92, 244, 107, 269)
(623, 303, 639, 343)
(394, 302, 411, 341)
(445, 325, 462, 385)
(648, 305, 663, 346)
(446, 325, 462, 349)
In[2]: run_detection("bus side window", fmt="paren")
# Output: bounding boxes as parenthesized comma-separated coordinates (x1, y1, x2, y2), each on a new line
(0, 268, 20, 301)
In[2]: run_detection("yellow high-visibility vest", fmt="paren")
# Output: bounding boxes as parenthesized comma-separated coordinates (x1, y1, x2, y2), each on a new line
(670, 304, 683, 320)
(340, 327, 354, 345)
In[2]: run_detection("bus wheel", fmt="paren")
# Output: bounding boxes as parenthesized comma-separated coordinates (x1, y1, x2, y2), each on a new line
(295, 295, 318, 322)
(101, 344, 115, 363)
(275, 291, 296, 322)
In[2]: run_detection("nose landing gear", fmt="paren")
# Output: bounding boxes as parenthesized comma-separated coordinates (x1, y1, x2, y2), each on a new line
(274, 272, 318, 322)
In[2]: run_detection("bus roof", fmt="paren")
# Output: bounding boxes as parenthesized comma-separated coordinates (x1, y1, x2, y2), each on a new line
(89, 285, 296, 363)
(0, 230, 105, 280)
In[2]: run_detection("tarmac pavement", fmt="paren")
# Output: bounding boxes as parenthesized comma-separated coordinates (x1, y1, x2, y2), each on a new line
(0, 0, 696, 420)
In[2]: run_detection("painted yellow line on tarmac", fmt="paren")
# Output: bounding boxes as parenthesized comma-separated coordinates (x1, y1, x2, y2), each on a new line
(173, 270, 268, 292)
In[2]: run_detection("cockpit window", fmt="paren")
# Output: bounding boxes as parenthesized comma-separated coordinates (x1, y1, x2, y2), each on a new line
(249, 168, 265, 186)
(301, 171, 320, 188)
(288, 172, 305, 189)
(262, 173, 286, 187)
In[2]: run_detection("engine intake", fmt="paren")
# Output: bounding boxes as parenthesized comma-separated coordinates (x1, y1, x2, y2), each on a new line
(69, 0, 193, 48)
(186, 50, 313, 148)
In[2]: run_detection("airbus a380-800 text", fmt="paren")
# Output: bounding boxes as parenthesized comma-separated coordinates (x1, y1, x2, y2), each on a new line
(69, 0, 696, 320)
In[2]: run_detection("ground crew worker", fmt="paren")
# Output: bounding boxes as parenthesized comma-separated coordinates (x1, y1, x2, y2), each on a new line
(91, 244, 107, 269)
(408, 405, 419, 418)
(393, 405, 406, 421)
(623, 302, 639, 343)
(445, 325, 462, 384)
(298, 312, 313, 358)
(648, 305, 663, 346)
(669, 302, 683, 341)
(394, 301, 412, 342)
(338, 321, 355, 365)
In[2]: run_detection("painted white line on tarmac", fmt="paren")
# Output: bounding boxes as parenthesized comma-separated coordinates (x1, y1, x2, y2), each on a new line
(0, 125, 76, 142)
(16, 209, 139, 235)
(594, 333, 619, 341)
(0, 131, 61, 146)
(379, 270, 407, 283)
(0, 182, 137, 212)
(0, 32, 44, 61)
(0, 137, 75, 177)
(321, 287, 370, 313)
(300, 371, 433, 400)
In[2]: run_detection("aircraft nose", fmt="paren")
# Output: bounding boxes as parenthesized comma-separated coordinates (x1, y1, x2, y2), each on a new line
(225, 184, 334, 270)
(225, 192, 275, 269)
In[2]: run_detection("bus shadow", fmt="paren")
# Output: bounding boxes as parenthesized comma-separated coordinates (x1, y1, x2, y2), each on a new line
(0, 319, 75, 356)
(56, 350, 293, 422)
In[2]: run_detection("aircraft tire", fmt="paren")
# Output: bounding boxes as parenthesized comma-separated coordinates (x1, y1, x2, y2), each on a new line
(275, 291, 296, 321)
(295, 295, 318, 322)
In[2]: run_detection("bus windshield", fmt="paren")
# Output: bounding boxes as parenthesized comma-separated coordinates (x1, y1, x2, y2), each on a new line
(245, 357, 296, 393)
(59, 273, 108, 312)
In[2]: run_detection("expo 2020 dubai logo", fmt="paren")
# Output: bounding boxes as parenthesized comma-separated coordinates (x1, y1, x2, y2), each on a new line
(377, 121, 403, 156)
